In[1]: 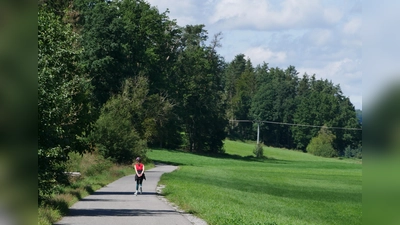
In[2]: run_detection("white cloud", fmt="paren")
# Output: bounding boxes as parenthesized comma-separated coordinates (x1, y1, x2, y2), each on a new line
(343, 18, 361, 35)
(244, 47, 286, 65)
(298, 58, 362, 109)
(209, 0, 343, 30)
(308, 29, 333, 46)
(146, 0, 199, 26)
(144, 0, 362, 109)
(298, 58, 361, 83)
(323, 7, 343, 24)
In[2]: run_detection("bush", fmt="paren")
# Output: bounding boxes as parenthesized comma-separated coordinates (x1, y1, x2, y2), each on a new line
(65, 152, 83, 172)
(38, 147, 69, 202)
(344, 145, 362, 159)
(92, 77, 149, 164)
(306, 127, 338, 158)
(92, 76, 173, 163)
(85, 158, 113, 177)
(253, 144, 264, 158)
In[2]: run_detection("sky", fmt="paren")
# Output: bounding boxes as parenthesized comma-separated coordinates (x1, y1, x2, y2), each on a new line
(363, 0, 400, 112)
(146, 0, 363, 110)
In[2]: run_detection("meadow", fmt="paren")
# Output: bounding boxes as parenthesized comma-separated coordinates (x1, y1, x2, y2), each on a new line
(147, 140, 362, 225)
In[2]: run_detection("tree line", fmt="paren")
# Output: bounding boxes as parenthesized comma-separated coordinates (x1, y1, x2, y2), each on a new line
(38, 0, 362, 201)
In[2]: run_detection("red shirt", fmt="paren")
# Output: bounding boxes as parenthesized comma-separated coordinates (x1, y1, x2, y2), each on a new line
(135, 163, 144, 171)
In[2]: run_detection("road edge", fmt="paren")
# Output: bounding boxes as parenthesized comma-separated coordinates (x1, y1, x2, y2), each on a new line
(156, 183, 208, 225)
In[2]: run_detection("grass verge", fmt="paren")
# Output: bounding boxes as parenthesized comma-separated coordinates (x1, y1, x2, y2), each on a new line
(148, 140, 362, 225)
(38, 152, 154, 225)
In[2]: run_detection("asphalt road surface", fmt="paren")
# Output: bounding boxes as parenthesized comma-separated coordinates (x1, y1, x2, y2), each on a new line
(55, 164, 206, 225)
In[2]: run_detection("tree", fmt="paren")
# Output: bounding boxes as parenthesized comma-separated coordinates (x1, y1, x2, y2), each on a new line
(292, 76, 340, 151)
(291, 74, 361, 154)
(175, 25, 227, 153)
(39, 0, 74, 18)
(93, 76, 174, 163)
(228, 58, 256, 140)
(356, 109, 362, 125)
(38, 9, 93, 200)
(250, 66, 298, 148)
(224, 54, 247, 122)
(93, 80, 144, 164)
(306, 126, 337, 157)
(331, 97, 361, 154)
(74, 0, 183, 148)
(74, 0, 129, 107)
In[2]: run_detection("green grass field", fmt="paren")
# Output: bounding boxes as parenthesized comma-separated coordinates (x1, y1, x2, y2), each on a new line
(147, 140, 362, 225)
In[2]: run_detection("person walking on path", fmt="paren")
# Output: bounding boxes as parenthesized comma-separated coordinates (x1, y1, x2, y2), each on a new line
(54, 164, 207, 225)
(134, 157, 146, 196)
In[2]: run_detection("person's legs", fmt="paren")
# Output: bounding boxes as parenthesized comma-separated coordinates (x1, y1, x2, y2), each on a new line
(139, 179, 143, 194)
(135, 179, 139, 196)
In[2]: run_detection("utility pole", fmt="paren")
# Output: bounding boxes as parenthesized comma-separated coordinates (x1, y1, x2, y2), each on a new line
(257, 122, 260, 145)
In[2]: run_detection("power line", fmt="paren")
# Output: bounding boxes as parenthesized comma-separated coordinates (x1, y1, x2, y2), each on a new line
(229, 120, 362, 131)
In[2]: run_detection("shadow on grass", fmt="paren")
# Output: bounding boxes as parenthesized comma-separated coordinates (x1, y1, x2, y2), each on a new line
(151, 148, 289, 165)
(45, 198, 69, 215)
(69, 190, 82, 201)
(84, 185, 94, 194)
(208, 152, 288, 164)
(153, 159, 187, 166)
(42, 183, 106, 217)
(67, 184, 98, 200)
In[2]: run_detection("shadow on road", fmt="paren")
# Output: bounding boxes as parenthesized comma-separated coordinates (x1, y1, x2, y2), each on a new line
(67, 208, 177, 217)
(91, 191, 157, 196)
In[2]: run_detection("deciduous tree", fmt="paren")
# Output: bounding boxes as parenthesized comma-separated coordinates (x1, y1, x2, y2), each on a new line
(38, 9, 93, 200)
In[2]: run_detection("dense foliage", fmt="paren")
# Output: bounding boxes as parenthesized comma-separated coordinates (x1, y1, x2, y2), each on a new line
(38, 7, 93, 201)
(38, 0, 362, 201)
(306, 127, 337, 157)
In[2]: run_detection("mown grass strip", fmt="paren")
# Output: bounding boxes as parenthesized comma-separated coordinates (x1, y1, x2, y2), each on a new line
(148, 140, 362, 225)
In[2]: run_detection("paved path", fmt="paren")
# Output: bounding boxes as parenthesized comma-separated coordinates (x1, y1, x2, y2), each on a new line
(55, 164, 206, 225)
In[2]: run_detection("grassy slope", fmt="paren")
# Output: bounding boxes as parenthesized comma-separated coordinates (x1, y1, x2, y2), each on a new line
(148, 140, 362, 225)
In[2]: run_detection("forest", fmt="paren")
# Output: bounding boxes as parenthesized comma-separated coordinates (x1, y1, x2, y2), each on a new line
(38, 0, 362, 201)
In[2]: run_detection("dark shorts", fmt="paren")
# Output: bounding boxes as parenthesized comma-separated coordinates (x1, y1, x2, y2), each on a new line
(135, 170, 146, 181)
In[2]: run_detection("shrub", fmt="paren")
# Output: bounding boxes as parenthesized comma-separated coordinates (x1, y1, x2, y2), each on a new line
(65, 152, 83, 172)
(253, 144, 264, 158)
(306, 127, 338, 157)
(84, 158, 113, 177)
(354, 145, 362, 159)
(92, 77, 149, 164)
(344, 146, 352, 158)
(38, 147, 69, 202)
(344, 145, 362, 159)
(92, 76, 173, 163)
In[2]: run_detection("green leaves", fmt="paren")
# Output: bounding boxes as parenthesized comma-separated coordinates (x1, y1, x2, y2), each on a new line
(306, 127, 337, 157)
(38, 8, 93, 201)
(250, 66, 298, 147)
(75, 0, 180, 106)
(292, 75, 361, 153)
(38, 9, 93, 151)
(175, 25, 226, 153)
(38, 0, 363, 205)
(92, 76, 176, 163)
(93, 77, 146, 164)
